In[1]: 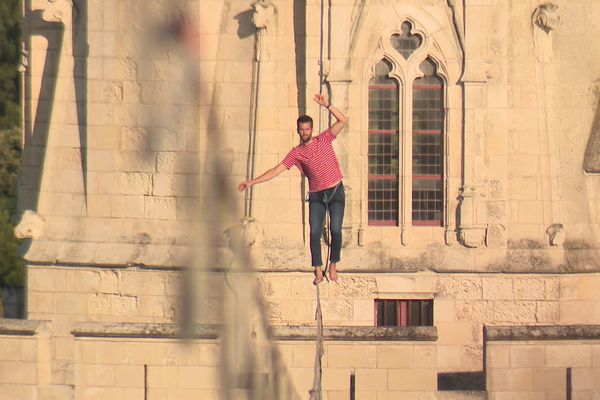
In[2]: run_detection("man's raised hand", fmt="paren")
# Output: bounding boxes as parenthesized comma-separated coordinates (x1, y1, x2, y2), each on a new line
(238, 181, 251, 191)
(313, 93, 330, 108)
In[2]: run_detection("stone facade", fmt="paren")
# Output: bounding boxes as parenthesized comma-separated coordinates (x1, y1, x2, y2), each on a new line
(2, 0, 600, 399)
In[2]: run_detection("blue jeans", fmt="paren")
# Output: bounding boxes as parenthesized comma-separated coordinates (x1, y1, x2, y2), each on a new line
(308, 182, 345, 267)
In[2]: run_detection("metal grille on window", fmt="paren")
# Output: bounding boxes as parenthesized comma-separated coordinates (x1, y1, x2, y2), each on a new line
(375, 299, 434, 327)
(368, 59, 400, 225)
(412, 58, 444, 226)
(390, 21, 422, 60)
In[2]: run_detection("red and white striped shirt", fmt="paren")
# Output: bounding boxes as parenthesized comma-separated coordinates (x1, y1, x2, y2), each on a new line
(282, 130, 343, 192)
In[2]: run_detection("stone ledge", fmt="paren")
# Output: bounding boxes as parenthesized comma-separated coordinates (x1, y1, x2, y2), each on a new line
(72, 322, 437, 342)
(485, 325, 600, 341)
(272, 326, 437, 341)
(72, 322, 220, 339)
(0, 319, 47, 336)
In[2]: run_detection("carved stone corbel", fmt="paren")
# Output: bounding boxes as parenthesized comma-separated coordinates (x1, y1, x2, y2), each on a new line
(546, 223, 565, 247)
(42, 0, 73, 24)
(532, 3, 559, 34)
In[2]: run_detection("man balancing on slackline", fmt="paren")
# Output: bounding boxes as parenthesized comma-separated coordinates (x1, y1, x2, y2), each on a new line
(238, 94, 347, 285)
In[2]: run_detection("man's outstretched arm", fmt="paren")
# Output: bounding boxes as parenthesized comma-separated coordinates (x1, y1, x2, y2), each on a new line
(314, 94, 347, 137)
(238, 162, 287, 191)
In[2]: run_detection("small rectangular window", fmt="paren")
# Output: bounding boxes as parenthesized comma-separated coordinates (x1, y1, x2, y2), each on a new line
(375, 299, 433, 327)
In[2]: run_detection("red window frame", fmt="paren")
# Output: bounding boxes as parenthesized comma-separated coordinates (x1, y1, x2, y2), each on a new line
(374, 299, 434, 327)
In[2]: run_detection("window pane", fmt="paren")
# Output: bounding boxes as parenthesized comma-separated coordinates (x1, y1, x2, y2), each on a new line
(368, 59, 400, 225)
(384, 300, 397, 327)
(375, 299, 434, 327)
(412, 58, 444, 226)
(376, 300, 384, 326)
(390, 21, 422, 59)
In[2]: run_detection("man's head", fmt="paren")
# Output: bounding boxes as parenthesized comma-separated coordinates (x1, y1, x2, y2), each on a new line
(297, 115, 313, 143)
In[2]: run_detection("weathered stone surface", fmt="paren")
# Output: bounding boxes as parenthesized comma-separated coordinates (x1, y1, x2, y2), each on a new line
(485, 325, 600, 341)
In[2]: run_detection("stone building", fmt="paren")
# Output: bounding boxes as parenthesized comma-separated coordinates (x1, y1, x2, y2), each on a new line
(2, 0, 600, 399)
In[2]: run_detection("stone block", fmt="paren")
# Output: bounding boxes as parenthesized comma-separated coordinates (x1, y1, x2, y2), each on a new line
(571, 367, 600, 390)
(436, 278, 482, 300)
(55, 293, 88, 315)
(178, 366, 219, 389)
(532, 367, 566, 391)
(327, 345, 376, 368)
(377, 345, 413, 368)
(355, 368, 387, 391)
(79, 387, 124, 400)
(488, 368, 533, 391)
(546, 344, 592, 367)
(165, 343, 220, 367)
(88, 293, 139, 317)
(87, 194, 112, 217)
(375, 276, 416, 294)
(492, 301, 536, 323)
(145, 197, 177, 220)
(513, 278, 545, 300)
(434, 299, 455, 323)
(488, 392, 545, 400)
(436, 346, 464, 370)
(387, 368, 436, 391)
(37, 385, 75, 400)
(290, 344, 321, 368)
(353, 299, 375, 323)
(111, 195, 145, 218)
(54, 338, 74, 361)
(535, 301, 559, 323)
(510, 345, 546, 368)
(377, 391, 430, 400)
(437, 322, 476, 345)
(76, 270, 101, 293)
(120, 172, 152, 195)
(152, 174, 174, 197)
(487, 345, 510, 368)
(0, 338, 23, 361)
(147, 366, 178, 389)
(413, 345, 437, 368)
(322, 368, 353, 391)
(81, 364, 116, 386)
(483, 277, 514, 300)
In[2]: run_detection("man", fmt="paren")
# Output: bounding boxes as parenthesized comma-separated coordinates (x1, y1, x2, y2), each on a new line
(238, 94, 347, 284)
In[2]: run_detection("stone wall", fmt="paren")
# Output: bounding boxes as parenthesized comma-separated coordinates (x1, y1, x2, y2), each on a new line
(486, 326, 600, 399)
(25, 266, 600, 376)
(18, 0, 600, 273)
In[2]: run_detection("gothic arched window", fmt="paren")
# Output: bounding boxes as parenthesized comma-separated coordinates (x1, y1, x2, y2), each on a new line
(366, 22, 446, 228)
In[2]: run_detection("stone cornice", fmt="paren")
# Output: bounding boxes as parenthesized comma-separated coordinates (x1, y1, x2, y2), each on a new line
(72, 322, 437, 342)
(485, 325, 600, 341)
(0, 319, 47, 336)
(271, 325, 437, 341)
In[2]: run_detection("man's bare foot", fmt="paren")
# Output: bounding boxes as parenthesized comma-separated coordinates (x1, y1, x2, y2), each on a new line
(329, 263, 338, 282)
(313, 267, 324, 285)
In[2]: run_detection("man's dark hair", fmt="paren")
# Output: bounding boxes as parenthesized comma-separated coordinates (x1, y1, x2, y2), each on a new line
(297, 115, 313, 128)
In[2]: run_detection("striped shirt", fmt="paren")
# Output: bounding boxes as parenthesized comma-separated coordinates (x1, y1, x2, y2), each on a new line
(282, 129, 343, 192)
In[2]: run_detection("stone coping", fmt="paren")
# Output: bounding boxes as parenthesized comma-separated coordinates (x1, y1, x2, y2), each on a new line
(0, 319, 46, 336)
(271, 325, 437, 341)
(72, 322, 220, 339)
(72, 322, 437, 341)
(485, 325, 600, 341)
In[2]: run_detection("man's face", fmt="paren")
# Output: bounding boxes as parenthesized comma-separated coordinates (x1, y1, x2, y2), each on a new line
(297, 122, 313, 143)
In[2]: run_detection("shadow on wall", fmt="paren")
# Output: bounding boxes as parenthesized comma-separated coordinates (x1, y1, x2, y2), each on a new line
(20, 2, 88, 211)
(234, 9, 255, 39)
(584, 82, 600, 173)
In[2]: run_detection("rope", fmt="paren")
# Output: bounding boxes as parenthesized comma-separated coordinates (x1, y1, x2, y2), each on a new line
(309, 284, 324, 400)
(309, 1, 327, 399)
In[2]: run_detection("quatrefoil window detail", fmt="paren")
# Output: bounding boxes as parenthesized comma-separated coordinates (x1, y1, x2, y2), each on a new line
(390, 21, 422, 59)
